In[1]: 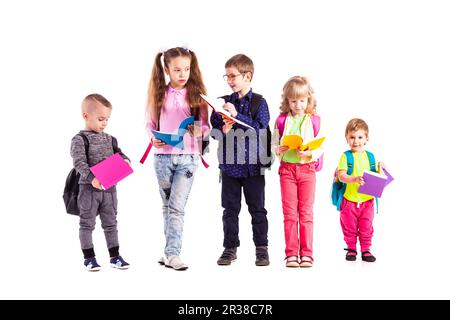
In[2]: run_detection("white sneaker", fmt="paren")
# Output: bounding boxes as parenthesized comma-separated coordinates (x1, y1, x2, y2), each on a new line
(158, 256, 167, 266)
(166, 256, 188, 271)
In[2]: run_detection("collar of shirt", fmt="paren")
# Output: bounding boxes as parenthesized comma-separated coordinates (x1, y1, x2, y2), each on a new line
(167, 85, 187, 96)
(166, 85, 188, 111)
(229, 88, 253, 106)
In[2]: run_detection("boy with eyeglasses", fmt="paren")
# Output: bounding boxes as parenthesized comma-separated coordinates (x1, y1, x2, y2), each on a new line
(210, 54, 271, 266)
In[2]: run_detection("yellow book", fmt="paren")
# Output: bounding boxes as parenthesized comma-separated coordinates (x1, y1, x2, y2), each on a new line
(282, 135, 325, 151)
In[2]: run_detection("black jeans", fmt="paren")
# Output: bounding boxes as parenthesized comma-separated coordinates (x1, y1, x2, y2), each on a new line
(221, 172, 268, 248)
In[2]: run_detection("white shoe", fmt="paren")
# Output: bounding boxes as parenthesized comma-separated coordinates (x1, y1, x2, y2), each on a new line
(158, 256, 167, 266)
(166, 256, 188, 271)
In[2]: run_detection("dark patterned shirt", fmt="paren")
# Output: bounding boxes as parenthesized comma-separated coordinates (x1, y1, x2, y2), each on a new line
(210, 89, 270, 177)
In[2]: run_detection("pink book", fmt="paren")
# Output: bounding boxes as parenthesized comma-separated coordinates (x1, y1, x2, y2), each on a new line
(90, 153, 133, 190)
(357, 168, 394, 198)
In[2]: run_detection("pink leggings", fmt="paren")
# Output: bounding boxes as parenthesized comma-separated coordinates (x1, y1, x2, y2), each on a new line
(340, 198, 374, 253)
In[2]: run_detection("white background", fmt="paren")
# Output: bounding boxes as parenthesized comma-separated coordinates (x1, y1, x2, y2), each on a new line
(1, 0, 449, 299)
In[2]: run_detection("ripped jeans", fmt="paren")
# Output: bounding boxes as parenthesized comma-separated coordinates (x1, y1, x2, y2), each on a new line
(154, 154, 199, 257)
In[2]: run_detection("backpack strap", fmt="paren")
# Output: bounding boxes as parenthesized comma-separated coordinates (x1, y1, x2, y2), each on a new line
(219, 95, 228, 102)
(112, 136, 118, 153)
(249, 93, 263, 119)
(277, 113, 319, 137)
(366, 150, 379, 213)
(311, 115, 320, 137)
(276, 113, 288, 136)
(344, 150, 354, 175)
(312, 115, 323, 171)
(366, 151, 377, 172)
(139, 141, 153, 164)
(249, 93, 274, 168)
(336, 150, 354, 210)
(78, 132, 89, 162)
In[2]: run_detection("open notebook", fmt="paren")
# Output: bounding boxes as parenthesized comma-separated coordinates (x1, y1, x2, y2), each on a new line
(358, 167, 394, 198)
(90, 153, 133, 190)
(151, 116, 195, 149)
(281, 135, 325, 151)
(200, 94, 254, 130)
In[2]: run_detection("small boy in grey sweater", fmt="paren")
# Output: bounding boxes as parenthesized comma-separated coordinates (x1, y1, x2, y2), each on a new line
(70, 93, 130, 271)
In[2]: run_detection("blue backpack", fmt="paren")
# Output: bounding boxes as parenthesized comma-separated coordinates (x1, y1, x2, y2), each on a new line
(331, 150, 378, 211)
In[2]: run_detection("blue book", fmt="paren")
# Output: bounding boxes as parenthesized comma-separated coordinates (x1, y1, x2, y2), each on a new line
(151, 116, 195, 149)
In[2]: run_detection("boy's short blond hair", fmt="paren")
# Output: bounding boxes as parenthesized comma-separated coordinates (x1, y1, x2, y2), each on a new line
(82, 93, 112, 113)
(345, 118, 369, 138)
(225, 54, 254, 80)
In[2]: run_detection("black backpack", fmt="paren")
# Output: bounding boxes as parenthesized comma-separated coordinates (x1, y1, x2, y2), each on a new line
(63, 133, 89, 215)
(249, 93, 274, 168)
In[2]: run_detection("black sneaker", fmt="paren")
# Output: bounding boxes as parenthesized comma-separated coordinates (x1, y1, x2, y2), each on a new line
(255, 246, 270, 266)
(361, 251, 376, 262)
(217, 247, 237, 265)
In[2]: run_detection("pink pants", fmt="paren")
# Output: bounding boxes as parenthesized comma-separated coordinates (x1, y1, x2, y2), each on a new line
(279, 162, 316, 258)
(340, 198, 374, 253)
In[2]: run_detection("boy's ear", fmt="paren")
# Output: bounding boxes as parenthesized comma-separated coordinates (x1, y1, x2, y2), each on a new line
(82, 112, 89, 120)
(245, 71, 252, 82)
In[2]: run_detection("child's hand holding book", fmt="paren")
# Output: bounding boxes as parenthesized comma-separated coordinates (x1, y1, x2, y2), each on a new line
(151, 137, 166, 148)
(92, 177, 103, 190)
(353, 175, 365, 185)
(276, 145, 289, 155)
(222, 118, 235, 134)
(378, 161, 387, 173)
(295, 149, 312, 161)
(223, 102, 238, 117)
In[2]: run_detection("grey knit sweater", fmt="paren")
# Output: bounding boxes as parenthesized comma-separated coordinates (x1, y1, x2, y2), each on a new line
(70, 130, 130, 185)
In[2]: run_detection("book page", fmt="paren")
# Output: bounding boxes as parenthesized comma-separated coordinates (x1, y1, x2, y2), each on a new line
(300, 136, 326, 151)
(282, 135, 303, 150)
(200, 94, 254, 130)
(363, 170, 387, 180)
(281, 135, 325, 151)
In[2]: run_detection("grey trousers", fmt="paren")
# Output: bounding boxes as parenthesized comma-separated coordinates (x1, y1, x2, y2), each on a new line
(78, 184, 119, 250)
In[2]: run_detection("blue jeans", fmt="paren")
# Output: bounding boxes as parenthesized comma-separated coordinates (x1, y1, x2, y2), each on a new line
(154, 154, 199, 256)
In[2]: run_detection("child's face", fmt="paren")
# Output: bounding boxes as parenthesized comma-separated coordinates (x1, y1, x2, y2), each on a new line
(224, 67, 251, 94)
(165, 56, 191, 90)
(288, 96, 308, 116)
(346, 129, 368, 153)
(83, 103, 111, 133)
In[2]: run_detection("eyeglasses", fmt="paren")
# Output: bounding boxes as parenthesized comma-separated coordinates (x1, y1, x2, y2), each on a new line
(223, 73, 245, 81)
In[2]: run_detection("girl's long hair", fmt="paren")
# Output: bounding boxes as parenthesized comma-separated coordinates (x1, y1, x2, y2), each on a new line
(147, 47, 207, 125)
